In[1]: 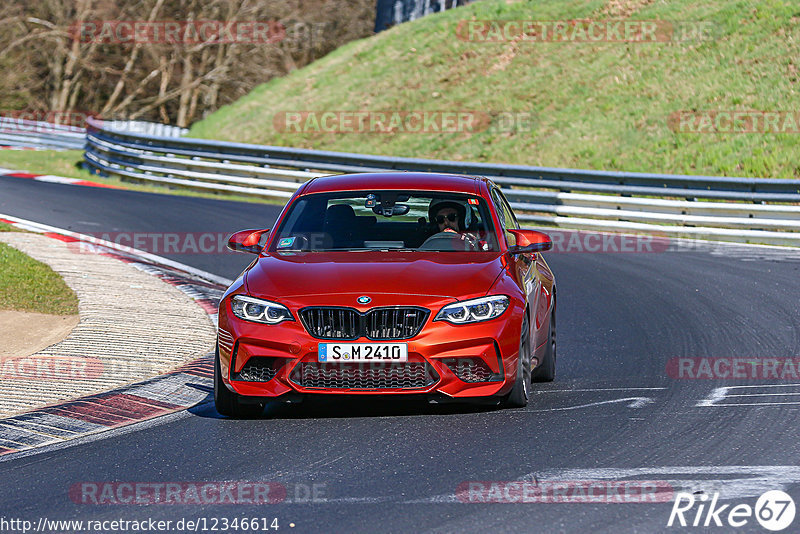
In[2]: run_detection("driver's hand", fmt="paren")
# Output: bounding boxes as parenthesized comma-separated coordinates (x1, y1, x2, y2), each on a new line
(457, 232, 479, 250)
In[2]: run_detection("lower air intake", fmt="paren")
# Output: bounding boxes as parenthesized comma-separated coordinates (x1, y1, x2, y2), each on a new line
(443, 358, 502, 383)
(232, 357, 281, 382)
(290, 362, 439, 390)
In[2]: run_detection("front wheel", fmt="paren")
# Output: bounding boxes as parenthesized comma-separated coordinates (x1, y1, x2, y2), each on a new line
(504, 314, 531, 408)
(214, 347, 264, 418)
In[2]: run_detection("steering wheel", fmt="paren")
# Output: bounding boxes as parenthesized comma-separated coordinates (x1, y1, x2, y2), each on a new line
(419, 231, 480, 251)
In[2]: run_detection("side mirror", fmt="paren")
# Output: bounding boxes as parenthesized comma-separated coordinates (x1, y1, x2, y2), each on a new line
(227, 228, 270, 254)
(507, 229, 552, 254)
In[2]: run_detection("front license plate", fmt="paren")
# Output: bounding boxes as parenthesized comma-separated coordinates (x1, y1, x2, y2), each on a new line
(318, 343, 408, 362)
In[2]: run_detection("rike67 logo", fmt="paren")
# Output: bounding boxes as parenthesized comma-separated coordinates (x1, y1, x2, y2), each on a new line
(668, 490, 796, 531)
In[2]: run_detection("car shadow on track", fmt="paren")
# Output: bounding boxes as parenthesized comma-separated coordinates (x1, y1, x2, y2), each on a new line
(188, 395, 504, 420)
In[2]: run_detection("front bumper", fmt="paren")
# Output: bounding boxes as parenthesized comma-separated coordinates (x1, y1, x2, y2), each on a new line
(217, 294, 525, 399)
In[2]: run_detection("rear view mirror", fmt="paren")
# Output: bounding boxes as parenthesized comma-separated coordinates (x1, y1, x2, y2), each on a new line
(227, 228, 270, 254)
(507, 229, 552, 254)
(372, 204, 410, 217)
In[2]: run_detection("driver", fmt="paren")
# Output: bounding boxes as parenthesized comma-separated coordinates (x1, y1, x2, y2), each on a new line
(428, 200, 480, 250)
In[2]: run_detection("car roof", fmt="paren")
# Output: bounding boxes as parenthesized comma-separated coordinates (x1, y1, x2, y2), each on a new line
(301, 172, 489, 195)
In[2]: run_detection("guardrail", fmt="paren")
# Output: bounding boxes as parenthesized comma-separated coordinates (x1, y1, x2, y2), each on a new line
(0, 118, 188, 151)
(0, 118, 86, 150)
(83, 117, 800, 246)
(100, 120, 188, 138)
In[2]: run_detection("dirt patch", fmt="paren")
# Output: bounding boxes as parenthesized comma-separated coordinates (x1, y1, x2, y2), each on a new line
(601, 0, 656, 17)
(488, 43, 520, 74)
(0, 311, 78, 359)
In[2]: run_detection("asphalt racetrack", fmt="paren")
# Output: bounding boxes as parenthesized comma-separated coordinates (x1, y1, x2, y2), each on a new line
(1, 176, 800, 533)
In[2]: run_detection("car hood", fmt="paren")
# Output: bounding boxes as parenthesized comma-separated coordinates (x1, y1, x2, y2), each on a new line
(245, 251, 506, 299)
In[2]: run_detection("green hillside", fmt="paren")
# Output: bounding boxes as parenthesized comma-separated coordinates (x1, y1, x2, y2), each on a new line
(189, 0, 800, 179)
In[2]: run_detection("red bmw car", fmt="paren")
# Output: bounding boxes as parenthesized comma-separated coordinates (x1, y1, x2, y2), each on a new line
(215, 172, 556, 417)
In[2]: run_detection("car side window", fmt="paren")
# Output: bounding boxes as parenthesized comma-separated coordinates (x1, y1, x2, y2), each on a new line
(491, 188, 517, 247)
(497, 189, 520, 230)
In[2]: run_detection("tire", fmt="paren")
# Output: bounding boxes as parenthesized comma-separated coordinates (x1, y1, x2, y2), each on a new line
(504, 314, 531, 408)
(214, 347, 264, 418)
(532, 309, 556, 383)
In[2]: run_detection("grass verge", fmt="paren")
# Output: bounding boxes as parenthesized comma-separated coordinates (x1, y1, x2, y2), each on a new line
(0, 242, 79, 315)
(190, 0, 800, 179)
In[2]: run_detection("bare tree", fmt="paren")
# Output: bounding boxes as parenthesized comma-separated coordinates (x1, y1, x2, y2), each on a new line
(0, 0, 375, 126)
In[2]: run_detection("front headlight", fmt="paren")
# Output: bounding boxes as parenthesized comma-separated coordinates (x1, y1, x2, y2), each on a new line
(230, 295, 294, 324)
(434, 295, 510, 324)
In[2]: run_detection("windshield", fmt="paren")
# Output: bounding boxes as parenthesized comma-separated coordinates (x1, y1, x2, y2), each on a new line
(269, 191, 499, 252)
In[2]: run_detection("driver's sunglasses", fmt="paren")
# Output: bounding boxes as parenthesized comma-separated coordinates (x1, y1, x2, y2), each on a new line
(435, 213, 458, 224)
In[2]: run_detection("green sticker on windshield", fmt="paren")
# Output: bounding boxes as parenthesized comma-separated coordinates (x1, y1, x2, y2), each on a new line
(278, 237, 295, 248)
